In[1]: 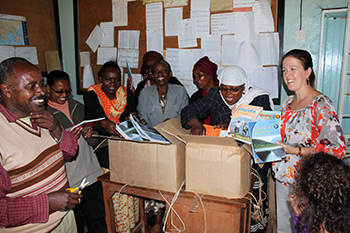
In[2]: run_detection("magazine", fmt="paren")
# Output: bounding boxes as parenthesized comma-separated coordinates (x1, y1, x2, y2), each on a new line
(228, 104, 263, 143)
(71, 117, 105, 130)
(129, 114, 169, 144)
(115, 120, 143, 141)
(248, 119, 285, 163)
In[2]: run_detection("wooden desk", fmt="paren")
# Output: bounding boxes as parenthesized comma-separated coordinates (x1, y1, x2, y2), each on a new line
(98, 173, 252, 233)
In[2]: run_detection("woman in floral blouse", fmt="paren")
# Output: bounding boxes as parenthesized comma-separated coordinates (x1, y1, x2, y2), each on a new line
(273, 49, 347, 233)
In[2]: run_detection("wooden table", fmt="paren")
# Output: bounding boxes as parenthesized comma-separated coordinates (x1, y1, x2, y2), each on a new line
(98, 173, 252, 233)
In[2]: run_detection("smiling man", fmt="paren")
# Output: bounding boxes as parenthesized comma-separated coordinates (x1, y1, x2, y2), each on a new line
(0, 58, 81, 232)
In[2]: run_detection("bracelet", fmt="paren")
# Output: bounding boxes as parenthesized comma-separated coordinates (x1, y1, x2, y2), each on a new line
(298, 147, 302, 156)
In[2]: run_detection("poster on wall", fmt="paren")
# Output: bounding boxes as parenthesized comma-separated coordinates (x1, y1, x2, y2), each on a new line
(0, 14, 28, 46)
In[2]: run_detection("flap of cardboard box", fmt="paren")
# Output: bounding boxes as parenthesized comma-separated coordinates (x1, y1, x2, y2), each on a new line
(154, 118, 189, 144)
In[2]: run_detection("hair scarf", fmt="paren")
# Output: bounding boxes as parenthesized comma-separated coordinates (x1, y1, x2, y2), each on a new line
(219, 66, 274, 110)
(88, 84, 127, 124)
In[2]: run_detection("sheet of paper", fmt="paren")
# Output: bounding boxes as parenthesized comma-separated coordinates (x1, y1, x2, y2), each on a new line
(234, 0, 254, 8)
(80, 51, 91, 67)
(118, 30, 140, 49)
(191, 0, 210, 38)
(165, 48, 181, 78)
(221, 35, 240, 66)
(15, 46, 38, 64)
(201, 35, 221, 64)
(45, 50, 61, 73)
(164, 0, 188, 8)
(165, 8, 182, 36)
(179, 49, 204, 81)
(258, 32, 279, 66)
(100, 22, 114, 47)
(86, 25, 104, 53)
(210, 0, 233, 12)
(211, 13, 236, 35)
(143, 0, 162, 4)
(117, 48, 139, 68)
(253, 0, 274, 33)
(97, 47, 117, 65)
(83, 65, 95, 88)
(237, 41, 261, 72)
(247, 66, 278, 99)
(234, 12, 254, 42)
(147, 30, 163, 54)
(113, 0, 128, 27)
(146, 2, 163, 32)
(132, 73, 142, 89)
(178, 19, 197, 48)
(0, 46, 14, 62)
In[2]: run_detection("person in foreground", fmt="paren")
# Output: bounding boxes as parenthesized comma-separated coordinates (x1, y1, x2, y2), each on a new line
(84, 61, 136, 168)
(290, 153, 350, 233)
(0, 57, 81, 232)
(137, 60, 188, 128)
(181, 65, 272, 232)
(46, 70, 107, 233)
(273, 49, 347, 233)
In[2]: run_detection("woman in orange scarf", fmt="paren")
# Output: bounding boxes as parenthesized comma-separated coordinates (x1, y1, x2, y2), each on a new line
(84, 61, 136, 168)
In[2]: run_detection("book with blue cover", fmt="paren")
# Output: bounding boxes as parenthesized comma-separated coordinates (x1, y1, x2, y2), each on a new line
(248, 119, 285, 163)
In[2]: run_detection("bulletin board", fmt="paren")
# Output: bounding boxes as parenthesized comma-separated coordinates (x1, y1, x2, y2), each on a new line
(0, 0, 61, 73)
(74, 0, 284, 104)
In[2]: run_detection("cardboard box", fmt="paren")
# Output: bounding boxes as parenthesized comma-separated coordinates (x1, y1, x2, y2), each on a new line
(109, 118, 251, 198)
(108, 120, 186, 193)
(160, 118, 251, 199)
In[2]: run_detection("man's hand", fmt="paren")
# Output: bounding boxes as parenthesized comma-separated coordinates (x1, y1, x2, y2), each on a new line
(69, 127, 82, 139)
(30, 111, 62, 139)
(48, 191, 83, 211)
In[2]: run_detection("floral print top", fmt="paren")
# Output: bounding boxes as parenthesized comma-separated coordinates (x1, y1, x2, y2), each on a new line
(272, 94, 346, 186)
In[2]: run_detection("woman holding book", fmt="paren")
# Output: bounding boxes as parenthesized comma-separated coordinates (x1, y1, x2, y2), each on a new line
(181, 65, 273, 233)
(84, 61, 140, 233)
(46, 70, 107, 233)
(274, 49, 346, 233)
(84, 61, 136, 168)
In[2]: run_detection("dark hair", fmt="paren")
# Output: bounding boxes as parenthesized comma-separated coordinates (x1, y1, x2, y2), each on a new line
(140, 51, 164, 76)
(0, 57, 37, 95)
(294, 153, 350, 233)
(152, 60, 172, 73)
(46, 70, 70, 86)
(97, 61, 121, 78)
(282, 49, 315, 87)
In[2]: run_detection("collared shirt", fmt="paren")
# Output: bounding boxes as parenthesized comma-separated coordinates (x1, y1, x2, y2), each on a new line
(0, 103, 78, 227)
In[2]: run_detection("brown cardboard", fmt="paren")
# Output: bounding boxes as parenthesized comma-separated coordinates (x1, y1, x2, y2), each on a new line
(108, 121, 186, 193)
(161, 118, 251, 198)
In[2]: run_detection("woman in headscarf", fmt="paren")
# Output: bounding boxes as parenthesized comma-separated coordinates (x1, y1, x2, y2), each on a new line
(181, 65, 273, 233)
(190, 56, 219, 104)
(181, 65, 272, 135)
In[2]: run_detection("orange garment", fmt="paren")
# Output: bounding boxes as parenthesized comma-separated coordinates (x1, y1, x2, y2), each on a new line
(88, 84, 127, 124)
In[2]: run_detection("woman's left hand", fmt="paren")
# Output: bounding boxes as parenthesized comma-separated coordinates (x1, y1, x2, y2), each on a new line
(69, 127, 82, 139)
(82, 127, 93, 138)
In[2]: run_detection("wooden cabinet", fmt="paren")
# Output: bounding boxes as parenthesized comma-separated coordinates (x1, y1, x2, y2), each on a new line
(98, 173, 252, 233)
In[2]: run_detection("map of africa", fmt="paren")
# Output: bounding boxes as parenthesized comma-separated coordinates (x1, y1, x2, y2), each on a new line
(0, 19, 27, 45)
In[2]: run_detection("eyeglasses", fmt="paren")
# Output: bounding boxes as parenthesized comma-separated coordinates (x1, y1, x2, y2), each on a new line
(51, 87, 72, 94)
(220, 85, 243, 93)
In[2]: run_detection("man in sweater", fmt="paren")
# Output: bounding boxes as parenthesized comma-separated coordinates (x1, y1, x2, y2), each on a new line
(0, 57, 81, 232)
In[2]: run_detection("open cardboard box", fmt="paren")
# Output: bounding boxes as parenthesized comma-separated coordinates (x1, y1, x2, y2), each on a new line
(108, 120, 186, 193)
(108, 118, 251, 198)
(160, 118, 251, 199)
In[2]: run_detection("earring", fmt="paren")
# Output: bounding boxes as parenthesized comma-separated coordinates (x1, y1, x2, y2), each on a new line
(242, 90, 246, 95)
(306, 79, 309, 85)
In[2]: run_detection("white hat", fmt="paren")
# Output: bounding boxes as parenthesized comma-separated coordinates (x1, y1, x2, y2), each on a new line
(219, 65, 249, 87)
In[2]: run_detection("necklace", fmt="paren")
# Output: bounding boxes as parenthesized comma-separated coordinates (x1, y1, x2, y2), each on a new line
(159, 94, 167, 112)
